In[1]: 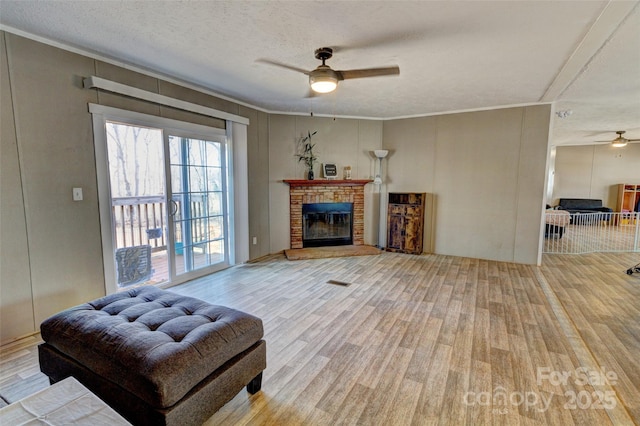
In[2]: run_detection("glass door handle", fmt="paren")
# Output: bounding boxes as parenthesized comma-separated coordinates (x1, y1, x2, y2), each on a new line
(170, 200, 178, 216)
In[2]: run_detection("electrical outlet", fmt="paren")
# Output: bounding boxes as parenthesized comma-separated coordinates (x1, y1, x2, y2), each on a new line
(252, 236, 257, 245)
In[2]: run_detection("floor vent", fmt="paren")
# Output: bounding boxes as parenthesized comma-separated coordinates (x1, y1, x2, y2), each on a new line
(327, 279, 351, 287)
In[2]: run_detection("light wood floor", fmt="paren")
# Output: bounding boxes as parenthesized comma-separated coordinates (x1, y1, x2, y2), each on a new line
(1, 252, 639, 425)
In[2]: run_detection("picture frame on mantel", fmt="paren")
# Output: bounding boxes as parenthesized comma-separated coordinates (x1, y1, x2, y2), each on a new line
(323, 163, 338, 179)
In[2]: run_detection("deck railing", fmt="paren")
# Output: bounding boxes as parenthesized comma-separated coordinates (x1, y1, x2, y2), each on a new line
(544, 211, 640, 254)
(112, 196, 167, 251)
(112, 196, 215, 252)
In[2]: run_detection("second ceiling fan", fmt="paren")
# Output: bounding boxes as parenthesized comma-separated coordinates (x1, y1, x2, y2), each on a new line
(594, 131, 640, 147)
(259, 47, 400, 94)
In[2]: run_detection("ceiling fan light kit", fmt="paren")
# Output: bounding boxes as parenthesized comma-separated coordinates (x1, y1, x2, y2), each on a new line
(309, 67, 338, 93)
(262, 47, 399, 95)
(607, 131, 639, 148)
(612, 138, 628, 148)
(591, 131, 639, 147)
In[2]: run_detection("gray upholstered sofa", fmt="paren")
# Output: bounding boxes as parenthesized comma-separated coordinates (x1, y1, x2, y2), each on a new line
(557, 198, 613, 223)
(38, 286, 266, 426)
(557, 198, 613, 215)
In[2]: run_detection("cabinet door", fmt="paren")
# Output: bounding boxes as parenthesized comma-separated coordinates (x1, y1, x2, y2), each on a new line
(403, 209, 424, 253)
(387, 212, 405, 250)
(620, 184, 640, 211)
(623, 190, 635, 211)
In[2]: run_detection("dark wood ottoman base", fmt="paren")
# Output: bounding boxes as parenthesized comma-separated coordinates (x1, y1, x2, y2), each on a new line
(37, 286, 267, 426)
(39, 340, 265, 426)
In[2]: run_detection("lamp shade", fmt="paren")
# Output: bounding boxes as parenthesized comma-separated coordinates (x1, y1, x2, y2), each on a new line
(309, 67, 338, 93)
(310, 79, 337, 93)
(374, 149, 389, 159)
(612, 137, 628, 147)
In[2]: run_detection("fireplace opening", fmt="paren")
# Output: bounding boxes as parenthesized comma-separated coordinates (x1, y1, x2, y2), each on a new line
(302, 203, 353, 247)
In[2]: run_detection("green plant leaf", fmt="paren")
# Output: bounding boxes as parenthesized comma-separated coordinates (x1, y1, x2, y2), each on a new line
(296, 130, 319, 170)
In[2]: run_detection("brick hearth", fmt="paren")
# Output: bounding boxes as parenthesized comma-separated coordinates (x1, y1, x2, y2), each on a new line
(283, 180, 372, 249)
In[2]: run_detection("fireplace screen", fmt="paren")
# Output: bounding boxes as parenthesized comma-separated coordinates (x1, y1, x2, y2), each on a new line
(302, 203, 353, 247)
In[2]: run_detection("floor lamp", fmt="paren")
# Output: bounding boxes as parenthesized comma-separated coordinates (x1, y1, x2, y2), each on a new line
(373, 150, 388, 184)
(373, 150, 388, 248)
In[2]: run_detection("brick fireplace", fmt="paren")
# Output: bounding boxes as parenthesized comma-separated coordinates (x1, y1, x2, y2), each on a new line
(283, 180, 372, 249)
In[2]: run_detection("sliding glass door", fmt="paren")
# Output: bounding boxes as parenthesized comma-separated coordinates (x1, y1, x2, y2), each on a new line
(168, 134, 228, 279)
(105, 122, 169, 287)
(92, 105, 231, 293)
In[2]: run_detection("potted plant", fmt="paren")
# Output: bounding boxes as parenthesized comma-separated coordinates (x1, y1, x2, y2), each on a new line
(297, 130, 318, 180)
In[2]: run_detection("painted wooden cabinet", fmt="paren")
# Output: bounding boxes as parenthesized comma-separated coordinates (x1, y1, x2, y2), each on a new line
(617, 183, 640, 213)
(386, 192, 426, 254)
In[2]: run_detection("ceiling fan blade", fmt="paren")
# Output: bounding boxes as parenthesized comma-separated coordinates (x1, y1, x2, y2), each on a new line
(592, 141, 640, 146)
(594, 138, 640, 143)
(582, 130, 621, 137)
(337, 66, 400, 80)
(256, 59, 309, 75)
(333, 31, 427, 54)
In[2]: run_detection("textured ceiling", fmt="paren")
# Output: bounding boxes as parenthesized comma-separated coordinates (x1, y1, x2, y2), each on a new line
(1, 1, 638, 146)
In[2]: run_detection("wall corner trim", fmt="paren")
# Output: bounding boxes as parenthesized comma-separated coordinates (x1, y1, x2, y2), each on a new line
(83, 76, 250, 125)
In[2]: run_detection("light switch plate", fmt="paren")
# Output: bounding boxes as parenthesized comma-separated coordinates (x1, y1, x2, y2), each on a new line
(73, 187, 83, 201)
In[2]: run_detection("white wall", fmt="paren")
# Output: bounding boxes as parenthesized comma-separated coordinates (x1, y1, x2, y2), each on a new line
(268, 105, 552, 264)
(383, 105, 551, 264)
(1, 33, 35, 340)
(552, 143, 640, 209)
(269, 115, 382, 253)
(1, 33, 107, 344)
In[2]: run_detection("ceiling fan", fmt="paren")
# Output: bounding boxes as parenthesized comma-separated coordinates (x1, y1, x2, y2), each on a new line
(258, 47, 400, 94)
(595, 131, 640, 147)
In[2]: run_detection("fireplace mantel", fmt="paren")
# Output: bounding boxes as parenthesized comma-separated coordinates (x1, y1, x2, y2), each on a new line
(284, 179, 371, 249)
(283, 179, 372, 187)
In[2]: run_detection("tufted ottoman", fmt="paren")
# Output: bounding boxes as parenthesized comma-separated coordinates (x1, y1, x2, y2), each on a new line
(38, 286, 266, 426)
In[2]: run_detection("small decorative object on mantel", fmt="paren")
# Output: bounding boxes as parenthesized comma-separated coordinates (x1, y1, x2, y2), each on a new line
(296, 130, 318, 180)
(343, 166, 352, 180)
